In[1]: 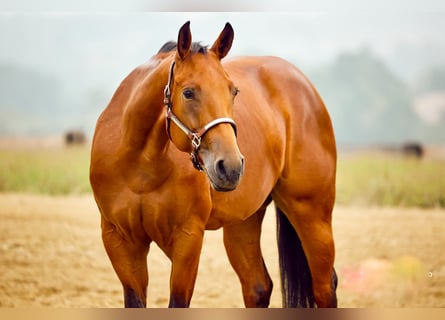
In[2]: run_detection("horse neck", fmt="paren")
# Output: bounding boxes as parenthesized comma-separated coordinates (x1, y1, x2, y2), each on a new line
(120, 57, 172, 159)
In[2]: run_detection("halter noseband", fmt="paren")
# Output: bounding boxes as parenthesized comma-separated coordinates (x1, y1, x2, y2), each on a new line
(163, 61, 237, 172)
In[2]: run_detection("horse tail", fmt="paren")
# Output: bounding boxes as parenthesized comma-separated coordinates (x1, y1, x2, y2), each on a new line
(276, 206, 315, 307)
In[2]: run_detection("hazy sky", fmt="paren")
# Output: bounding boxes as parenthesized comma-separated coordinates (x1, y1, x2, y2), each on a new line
(1, 2, 445, 136)
(1, 0, 445, 88)
(1, 11, 445, 88)
(2, 0, 445, 12)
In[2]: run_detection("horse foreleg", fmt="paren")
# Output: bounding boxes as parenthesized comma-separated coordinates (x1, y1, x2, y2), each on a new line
(101, 218, 150, 308)
(167, 224, 205, 308)
(223, 209, 273, 307)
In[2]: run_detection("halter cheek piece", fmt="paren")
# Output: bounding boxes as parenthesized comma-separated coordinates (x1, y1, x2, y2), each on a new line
(163, 61, 237, 172)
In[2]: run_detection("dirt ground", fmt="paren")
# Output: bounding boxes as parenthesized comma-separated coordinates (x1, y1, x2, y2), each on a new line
(0, 193, 444, 308)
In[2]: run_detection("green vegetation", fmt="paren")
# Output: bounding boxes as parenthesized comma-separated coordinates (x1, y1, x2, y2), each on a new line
(0, 147, 444, 208)
(336, 153, 445, 208)
(0, 146, 91, 195)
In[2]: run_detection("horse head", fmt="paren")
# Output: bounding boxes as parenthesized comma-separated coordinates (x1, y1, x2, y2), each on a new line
(164, 21, 244, 191)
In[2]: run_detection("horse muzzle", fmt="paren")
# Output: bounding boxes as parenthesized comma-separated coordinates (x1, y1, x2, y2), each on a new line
(204, 153, 245, 192)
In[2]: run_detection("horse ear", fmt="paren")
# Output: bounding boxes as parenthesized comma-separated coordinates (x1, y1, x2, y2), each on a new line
(177, 21, 192, 60)
(211, 22, 234, 60)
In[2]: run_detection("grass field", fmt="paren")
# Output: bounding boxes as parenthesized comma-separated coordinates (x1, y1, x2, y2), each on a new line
(0, 145, 444, 208)
(336, 153, 445, 208)
(0, 146, 91, 195)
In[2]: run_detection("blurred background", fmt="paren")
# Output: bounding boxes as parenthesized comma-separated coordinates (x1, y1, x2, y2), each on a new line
(0, 0, 444, 308)
(1, 6, 444, 146)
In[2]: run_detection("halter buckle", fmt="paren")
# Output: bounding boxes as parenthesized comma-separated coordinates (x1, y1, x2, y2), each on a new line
(191, 134, 201, 150)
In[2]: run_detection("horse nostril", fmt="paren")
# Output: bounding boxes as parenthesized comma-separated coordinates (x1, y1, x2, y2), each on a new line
(216, 159, 227, 178)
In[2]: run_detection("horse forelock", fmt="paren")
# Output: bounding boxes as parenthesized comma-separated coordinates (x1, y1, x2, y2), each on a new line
(157, 41, 208, 55)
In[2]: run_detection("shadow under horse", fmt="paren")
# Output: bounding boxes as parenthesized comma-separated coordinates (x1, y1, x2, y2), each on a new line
(90, 21, 338, 308)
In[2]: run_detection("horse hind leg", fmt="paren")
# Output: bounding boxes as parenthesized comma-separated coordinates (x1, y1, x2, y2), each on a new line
(101, 218, 150, 307)
(223, 208, 273, 307)
(274, 199, 337, 308)
(276, 206, 314, 307)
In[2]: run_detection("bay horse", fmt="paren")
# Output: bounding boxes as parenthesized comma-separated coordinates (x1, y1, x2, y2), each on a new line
(90, 21, 338, 308)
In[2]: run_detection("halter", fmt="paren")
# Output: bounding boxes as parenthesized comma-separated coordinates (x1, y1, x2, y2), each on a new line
(163, 61, 237, 172)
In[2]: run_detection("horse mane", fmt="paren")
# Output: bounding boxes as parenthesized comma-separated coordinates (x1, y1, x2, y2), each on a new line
(157, 41, 208, 54)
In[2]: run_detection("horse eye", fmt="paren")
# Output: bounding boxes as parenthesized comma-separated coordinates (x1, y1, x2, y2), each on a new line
(233, 87, 240, 96)
(183, 89, 194, 100)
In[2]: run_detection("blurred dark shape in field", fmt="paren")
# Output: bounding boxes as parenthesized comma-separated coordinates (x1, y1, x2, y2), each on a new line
(401, 142, 424, 159)
(64, 130, 86, 146)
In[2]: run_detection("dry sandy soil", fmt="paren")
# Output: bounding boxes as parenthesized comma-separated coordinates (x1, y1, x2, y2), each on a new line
(0, 193, 444, 308)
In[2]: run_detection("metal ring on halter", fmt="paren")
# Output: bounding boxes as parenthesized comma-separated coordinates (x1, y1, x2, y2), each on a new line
(191, 134, 201, 150)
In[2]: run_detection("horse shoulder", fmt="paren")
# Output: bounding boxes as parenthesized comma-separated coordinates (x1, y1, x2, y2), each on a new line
(90, 58, 168, 213)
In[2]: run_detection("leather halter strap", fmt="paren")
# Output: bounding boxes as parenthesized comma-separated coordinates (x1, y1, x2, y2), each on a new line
(163, 61, 237, 171)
